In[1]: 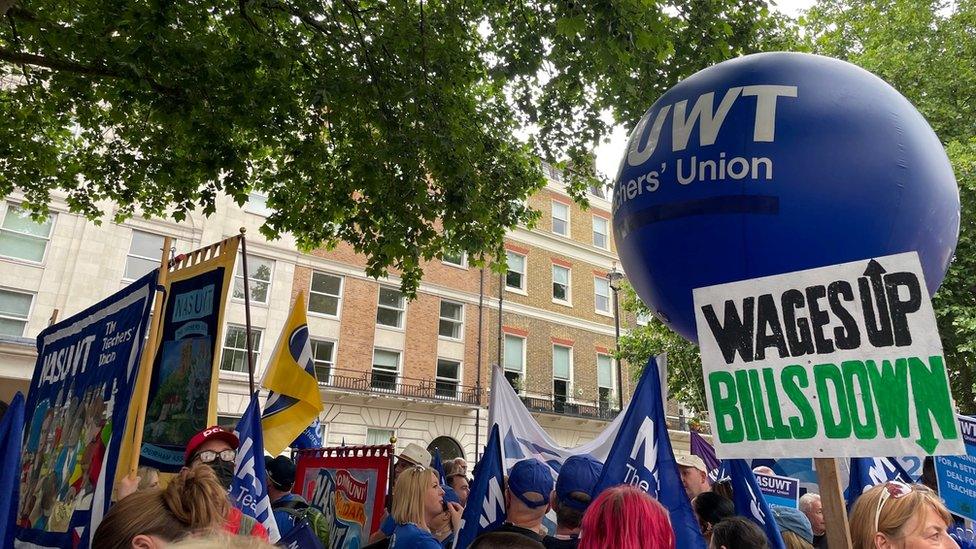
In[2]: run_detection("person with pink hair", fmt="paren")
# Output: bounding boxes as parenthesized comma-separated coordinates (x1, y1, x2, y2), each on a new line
(577, 485, 675, 549)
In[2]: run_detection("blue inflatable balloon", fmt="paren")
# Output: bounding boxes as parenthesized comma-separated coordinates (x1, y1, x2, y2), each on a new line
(613, 52, 959, 344)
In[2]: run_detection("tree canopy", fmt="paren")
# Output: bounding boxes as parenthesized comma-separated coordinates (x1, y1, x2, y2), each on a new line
(621, 0, 976, 414)
(0, 0, 777, 293)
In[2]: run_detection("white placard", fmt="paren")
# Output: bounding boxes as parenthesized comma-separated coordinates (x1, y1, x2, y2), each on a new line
(694, 252, 965, 458)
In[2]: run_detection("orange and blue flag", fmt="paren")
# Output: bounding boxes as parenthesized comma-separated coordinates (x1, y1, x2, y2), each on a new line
(261, 293, 324, 455)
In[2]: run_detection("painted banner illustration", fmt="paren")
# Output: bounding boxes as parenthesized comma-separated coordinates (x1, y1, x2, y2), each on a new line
(132, 237, 239, 472)
(16, 271, 156, 548)
(295, 445, 392, 549)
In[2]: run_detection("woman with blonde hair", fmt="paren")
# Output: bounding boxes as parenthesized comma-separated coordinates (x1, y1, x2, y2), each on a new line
(389, 466, 462, 549)
(92, 464, 229, 548)
(848, 481, 959, 549)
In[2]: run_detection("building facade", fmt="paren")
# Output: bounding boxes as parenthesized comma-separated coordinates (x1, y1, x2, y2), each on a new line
(0, 172, 693, 463)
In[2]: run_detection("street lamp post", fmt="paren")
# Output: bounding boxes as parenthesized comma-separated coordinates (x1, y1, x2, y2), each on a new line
(606, 262, 625, 411)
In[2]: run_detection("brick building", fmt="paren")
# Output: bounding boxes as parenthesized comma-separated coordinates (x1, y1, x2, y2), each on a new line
(0, 168, 692, 463)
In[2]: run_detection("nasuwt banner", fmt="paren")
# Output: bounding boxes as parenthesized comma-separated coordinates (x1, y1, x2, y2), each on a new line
(131, 237, 239, 472)
(17, 271, 156, 548)
(295, 445, 392, 549)
(935, 415, 976, 521)
(755, 473, 799, 508)
(694, 252, 964, 458)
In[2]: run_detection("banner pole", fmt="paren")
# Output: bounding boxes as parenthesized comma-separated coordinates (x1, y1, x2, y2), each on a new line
(475, 268, 485, 463)
(239, 228, 256, 396)
(128, 236, 173, 478)
(814, 457, 854, 549)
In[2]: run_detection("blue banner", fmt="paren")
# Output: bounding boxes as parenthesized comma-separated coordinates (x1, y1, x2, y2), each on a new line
(936, 415, 976, 521)
(141, 266, 232, 471)
(591, 357, 706, 549)
(755, 473, 799, 508)
(845, 457, 912, 509)
(725, 458, 787, 549)
(231, 393, 280, 542)
(1, 392, 25, 547)
(17, 271, 156, 548)
(454, 424, 505, 549)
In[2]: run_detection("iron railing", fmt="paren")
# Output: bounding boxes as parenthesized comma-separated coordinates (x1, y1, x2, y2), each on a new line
(319, 367, 482, 406)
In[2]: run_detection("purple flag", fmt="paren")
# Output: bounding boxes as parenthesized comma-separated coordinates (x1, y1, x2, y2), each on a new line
(690, 430, 719, 473)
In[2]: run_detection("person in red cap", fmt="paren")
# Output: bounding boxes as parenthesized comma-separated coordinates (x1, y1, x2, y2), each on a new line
(183, 425, 269, 541)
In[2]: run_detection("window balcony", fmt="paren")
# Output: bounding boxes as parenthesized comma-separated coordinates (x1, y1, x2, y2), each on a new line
(321, 367, 482, 406)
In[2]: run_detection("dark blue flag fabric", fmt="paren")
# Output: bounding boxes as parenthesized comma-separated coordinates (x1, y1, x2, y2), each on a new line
(725, 459, 787, 549)
(590, 357, 706, 549)
(453, 424, 505, 549)
(845, 457, 912, 509)
(432, 447, 446, 485)
(1, 392, 25, 547)
(231, 393, 281, 542)
(278, 519, 325, 549)
(290, 420, 324, 451)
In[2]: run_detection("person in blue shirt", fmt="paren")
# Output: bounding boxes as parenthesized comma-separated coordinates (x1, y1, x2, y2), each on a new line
(389, 466, 461, 549)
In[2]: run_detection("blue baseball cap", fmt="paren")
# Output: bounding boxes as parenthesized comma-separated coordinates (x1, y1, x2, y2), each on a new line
(555, 455, 604, 511)
(508, 459, 554, 509)
(771, 505, 813, 543)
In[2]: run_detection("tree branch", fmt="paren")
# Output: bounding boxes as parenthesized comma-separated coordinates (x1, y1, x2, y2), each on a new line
(0, 47, 182, 96)
(0, 47, 121, 78)
(0, 0, 16, 18)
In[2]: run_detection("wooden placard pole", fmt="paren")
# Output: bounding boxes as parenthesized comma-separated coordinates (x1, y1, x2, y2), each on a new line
(127, 236, 173, 478)
(814, 457, 854, 549)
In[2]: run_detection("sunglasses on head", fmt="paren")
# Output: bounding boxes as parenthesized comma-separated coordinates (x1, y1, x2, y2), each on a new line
(874, 481, 913, 532)
(194, 449, 237, 464)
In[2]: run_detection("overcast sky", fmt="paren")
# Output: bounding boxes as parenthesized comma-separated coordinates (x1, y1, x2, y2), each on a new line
(593, 0, 817, 181)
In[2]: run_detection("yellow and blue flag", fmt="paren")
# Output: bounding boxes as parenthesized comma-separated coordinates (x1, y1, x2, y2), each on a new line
(261, 293, 324, 455)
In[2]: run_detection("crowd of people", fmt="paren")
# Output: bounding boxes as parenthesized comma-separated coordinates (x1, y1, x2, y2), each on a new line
(93, 425, 971, 549)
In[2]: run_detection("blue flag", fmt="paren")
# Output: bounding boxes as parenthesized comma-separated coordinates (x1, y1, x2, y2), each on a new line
(453, 424, 505, 549)
(231, 393, 281, 542)
(1, 392, 25, 547)
(432, 447, 446, 485)
(590, 357, 706, 549)
(724, 459, 786, 549)
(278, 520, 325, 549)
(845, 457, 912, 509)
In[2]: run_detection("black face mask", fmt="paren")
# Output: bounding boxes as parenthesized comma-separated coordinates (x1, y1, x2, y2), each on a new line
(210, 460, 236, 489)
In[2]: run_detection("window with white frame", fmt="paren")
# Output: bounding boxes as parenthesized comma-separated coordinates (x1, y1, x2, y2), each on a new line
(0, 288, 33, 337)
(436, 358, 461, 399)
(443, 249, 467, 268)
(376, 287, 405, 328)
(311, 339, 336, 384)
(552, 265, 570, 303)
(592, 216, 609, 249)
(0, 203, 56, 263)
(597, 354, 616, 410)
(233, 255, 274, 304)
(245, 191, 273, 216)
(366, 427, 394, 446)
(503, 335, 525, 393)
(220, 325, 263, 373)
(552, 201, 569, 236)
(438, 300, 464, 339)
(309, 272, 343, 317)
(505, 251, 526, 291)
(552, 345, 572, 406)
(594, 277, 611, 314)
(124, 230, 167, 281)
(371, 349, 400, 391)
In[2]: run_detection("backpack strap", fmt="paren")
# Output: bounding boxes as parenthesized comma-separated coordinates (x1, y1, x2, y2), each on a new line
(273, 498, 310, 512)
